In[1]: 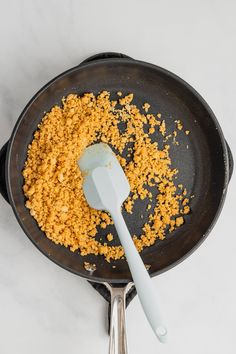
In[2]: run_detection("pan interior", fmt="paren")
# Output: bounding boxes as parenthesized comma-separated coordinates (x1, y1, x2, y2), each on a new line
(7, 59, 227, 283)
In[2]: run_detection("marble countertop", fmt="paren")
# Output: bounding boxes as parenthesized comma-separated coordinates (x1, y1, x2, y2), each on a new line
(0, 1, 235, 353)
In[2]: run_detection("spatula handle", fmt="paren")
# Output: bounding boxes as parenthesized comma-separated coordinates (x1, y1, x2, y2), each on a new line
(111, 210, 168, 343)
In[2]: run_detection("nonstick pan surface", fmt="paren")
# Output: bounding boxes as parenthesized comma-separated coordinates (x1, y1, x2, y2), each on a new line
(1, 53, 233, 283)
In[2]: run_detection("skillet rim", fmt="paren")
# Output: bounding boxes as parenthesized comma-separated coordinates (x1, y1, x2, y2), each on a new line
(5, 57, 230, 283)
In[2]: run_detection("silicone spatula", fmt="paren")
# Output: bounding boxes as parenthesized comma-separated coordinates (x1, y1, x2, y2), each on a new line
(78, 143, 167, 343)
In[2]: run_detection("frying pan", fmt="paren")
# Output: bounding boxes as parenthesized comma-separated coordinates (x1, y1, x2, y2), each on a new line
(0, 52, 233, 353)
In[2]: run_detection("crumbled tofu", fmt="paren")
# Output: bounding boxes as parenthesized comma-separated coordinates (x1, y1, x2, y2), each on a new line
(107, 233, 113, 242)
(159, 120, 166, 136)
(175, 120, 183, 130)
(175, 216, 184, 227)
(119, 93, 133, 105)
(23, 91, 191, 262)
(143, 102, 150, 112)
(84, 262, 97, 272)
(148, 127, 155, 134)
(183, 206, 190, 214)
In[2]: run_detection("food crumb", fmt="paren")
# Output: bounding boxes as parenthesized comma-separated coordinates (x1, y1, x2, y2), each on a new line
(148, 127, 155, 134)
(117, 91, 122, 96)
(84, 262, 97, 272)
(143, 102, 150, 112)
(119, 93, 133, 105)
(183, 206, 190, 214)
(182, 198, 189, 206)
(164, 133, 172, 142)
(58, 173, 64, 182)
(159, 120, 166, 136)
(185, 130, 190, 135)
(124, 198, 134, 214)
(175, 120, 183, 130)
(175, 216, 184, 227)
(107, 233, 113, 242)
(61, 206, 68, 212)
(145, 264, 151, 270)
(100, 222, 107, 229)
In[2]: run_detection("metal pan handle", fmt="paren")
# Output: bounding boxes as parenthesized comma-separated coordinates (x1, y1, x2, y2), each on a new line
(104, 283, 133, 354)
(79, 52, 133, 66)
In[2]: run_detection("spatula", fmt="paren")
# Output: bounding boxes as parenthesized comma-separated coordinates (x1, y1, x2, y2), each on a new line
(78, 143, 167, 343)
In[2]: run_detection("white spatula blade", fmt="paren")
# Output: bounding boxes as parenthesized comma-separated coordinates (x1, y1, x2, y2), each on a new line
(78, 142, 167, 343)
(78, 143, 130, 211)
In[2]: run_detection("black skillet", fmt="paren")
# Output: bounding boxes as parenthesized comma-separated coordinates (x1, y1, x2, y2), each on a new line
(0, 53, 233, 353)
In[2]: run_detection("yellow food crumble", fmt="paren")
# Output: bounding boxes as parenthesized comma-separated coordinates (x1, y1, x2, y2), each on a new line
(22, 91, 191, 262)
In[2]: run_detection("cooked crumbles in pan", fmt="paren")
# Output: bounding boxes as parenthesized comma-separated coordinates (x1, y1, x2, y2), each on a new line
(22, 91, 190, 262)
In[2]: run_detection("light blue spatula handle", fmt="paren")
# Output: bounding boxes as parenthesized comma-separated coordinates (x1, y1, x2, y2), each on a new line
(111, 210, 168, 343)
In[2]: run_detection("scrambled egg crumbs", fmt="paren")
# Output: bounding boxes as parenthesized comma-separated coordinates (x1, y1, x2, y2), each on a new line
(107, 233, 113, 242)
(175, 120, 183, 130)
(159, 120, 166, 136)
(84, 262, 97, 272)
(23, 91, 190, 262)
(143, 103, 150, 112)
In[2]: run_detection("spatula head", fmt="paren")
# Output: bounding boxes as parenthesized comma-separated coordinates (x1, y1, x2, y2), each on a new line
(78, 143, 130, 213)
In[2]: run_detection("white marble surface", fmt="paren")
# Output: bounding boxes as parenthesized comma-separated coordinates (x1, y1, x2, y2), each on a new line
(0, 1, 236, 353)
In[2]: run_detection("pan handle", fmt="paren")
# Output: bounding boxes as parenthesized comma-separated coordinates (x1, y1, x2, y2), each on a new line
(0, 141, 9, 203)
(104, 282, 133, 354)
(225, 141, 233, 183)
(80, 52, 133, 65)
